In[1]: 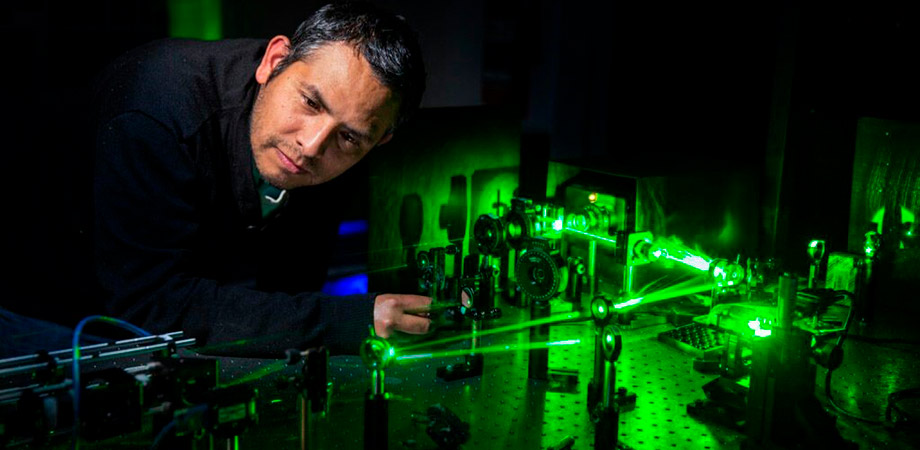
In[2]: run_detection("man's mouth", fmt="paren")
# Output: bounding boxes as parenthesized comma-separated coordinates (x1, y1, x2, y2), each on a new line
(275, 147, 307, 174)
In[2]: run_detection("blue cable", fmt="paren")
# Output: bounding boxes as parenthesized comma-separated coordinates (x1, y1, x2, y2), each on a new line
(71, 315, 151, 449)
(148, 419, 177, 450)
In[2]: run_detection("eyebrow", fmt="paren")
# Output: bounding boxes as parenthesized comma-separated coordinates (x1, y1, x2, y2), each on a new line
(299, 82, 374, 144)
(300, 83, 329, 111)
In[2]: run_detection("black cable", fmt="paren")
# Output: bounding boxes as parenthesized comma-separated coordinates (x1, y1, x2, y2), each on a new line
(886, 387, 920, 425)
(148, 419, 177, 450)
(824, 288, 920, 427)
(824, 291, 904, 425)
(823, 295, 885, 425)
(824, 290, 920, 350)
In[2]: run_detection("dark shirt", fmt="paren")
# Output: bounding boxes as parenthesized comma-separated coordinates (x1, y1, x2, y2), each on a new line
(93, 38, 374, 357)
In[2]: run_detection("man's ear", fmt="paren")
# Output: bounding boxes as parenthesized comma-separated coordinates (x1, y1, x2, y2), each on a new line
(255, 36, 292, 84)
(376, 131, 394, 147)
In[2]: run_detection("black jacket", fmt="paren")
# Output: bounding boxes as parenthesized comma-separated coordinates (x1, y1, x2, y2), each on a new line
(93, 38, 373, 356)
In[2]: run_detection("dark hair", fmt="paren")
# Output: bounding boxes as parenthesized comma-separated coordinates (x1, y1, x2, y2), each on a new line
(272, 2, 426, 130)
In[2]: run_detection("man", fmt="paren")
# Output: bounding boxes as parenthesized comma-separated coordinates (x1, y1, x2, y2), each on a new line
(93, 2, 430, 356)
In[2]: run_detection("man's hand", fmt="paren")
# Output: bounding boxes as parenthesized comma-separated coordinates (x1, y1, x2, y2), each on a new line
(373, 294, 432, 338)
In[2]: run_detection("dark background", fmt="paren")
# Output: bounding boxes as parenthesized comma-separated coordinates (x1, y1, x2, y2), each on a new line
(3, 0, 920, 324)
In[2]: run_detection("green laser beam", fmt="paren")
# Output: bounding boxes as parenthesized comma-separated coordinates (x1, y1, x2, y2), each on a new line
(637, 283, 711, 302)
(654, 236, 713, 269)
(563, 227, 618, 246)
(614, 298, 641, 309)
(219, 360, 288, 388)
(665, 252, 712, 271)
(191, 330, 301, 354)
(396, 338, 582, 362)
(614, 283, 712, 311)
(398, 311, 585, 352)
(362, 264, 410, 275)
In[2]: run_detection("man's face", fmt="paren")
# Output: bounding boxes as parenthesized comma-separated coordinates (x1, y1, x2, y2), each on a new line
(250, 38, 399, 189)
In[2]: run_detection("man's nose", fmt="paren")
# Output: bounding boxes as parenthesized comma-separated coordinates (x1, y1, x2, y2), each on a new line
(297, 117, 336, 158)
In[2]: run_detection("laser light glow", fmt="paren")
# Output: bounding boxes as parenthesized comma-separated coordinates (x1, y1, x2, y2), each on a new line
(748, 320, 773, 338)
(667, 253, 712, 272)
(614, 298, 642, 309)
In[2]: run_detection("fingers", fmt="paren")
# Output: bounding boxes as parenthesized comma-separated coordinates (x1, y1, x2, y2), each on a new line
(397, 312, 431, 335)
(404, 309, 431, 318)
(400, 294, 433, 316)
(374, 294, 433, 338)
(397, 294, 432, 309)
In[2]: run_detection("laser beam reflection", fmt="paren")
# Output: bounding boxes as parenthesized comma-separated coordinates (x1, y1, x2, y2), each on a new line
(396, 339, 582, 362)
(398, 312, 585, 352)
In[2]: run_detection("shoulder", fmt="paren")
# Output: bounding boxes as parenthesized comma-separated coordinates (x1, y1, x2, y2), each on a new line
(94, 38, 267, 138)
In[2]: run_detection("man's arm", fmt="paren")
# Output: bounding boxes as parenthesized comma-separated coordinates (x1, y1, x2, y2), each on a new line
(94, 112, 428, 356)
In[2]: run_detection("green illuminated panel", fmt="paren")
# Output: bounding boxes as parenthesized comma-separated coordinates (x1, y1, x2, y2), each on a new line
(169, 0, 222, 40)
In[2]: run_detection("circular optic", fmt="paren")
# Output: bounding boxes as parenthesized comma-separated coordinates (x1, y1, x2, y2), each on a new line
(360, 335, 393, 370)
(531, 267, 545, 281)
(507, 221, 523, 240)
(504, 209, 533, 249)
(474, 214, 505, 255)
(515, 248, 560, 300)
(591, 297, 609, 321)
(416, 251, 430, 269)
(601, 324, 622, 361)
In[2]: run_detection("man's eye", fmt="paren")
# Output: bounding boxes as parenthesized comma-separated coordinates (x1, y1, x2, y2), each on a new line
(303, 96, 319, 110)
(341, 132, 357, 145)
